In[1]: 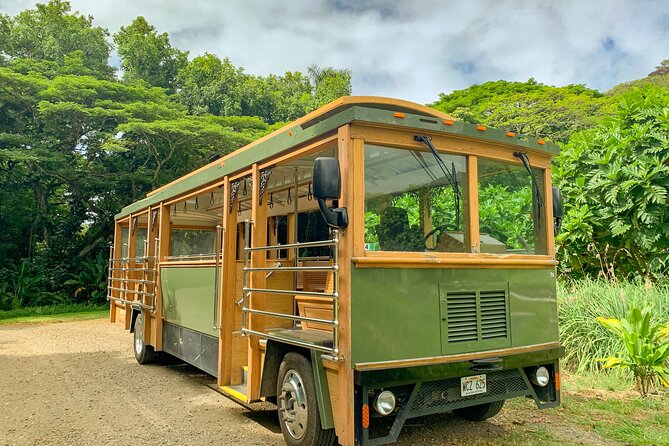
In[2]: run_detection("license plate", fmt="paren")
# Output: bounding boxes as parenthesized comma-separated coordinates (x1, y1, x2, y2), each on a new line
(461, 374, 487, 397)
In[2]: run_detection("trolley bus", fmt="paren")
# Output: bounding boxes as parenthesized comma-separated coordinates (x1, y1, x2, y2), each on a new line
(108, 96, 564, 446)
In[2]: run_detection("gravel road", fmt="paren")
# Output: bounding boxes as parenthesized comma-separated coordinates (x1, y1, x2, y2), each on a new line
(0, 318, 589, 446)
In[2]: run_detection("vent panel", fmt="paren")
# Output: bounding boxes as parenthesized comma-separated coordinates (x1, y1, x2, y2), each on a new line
(444, 288, 508, 343)
(446, 291, 477, 342)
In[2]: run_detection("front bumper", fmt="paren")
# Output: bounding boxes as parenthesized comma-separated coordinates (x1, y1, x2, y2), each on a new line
(354, 344, 563, 445)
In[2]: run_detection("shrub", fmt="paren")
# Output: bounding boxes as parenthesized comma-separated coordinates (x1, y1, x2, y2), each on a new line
(596, 304, 669, 396)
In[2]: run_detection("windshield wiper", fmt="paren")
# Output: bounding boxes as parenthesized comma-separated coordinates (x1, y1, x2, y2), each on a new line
(513, 151, 544, 227)
(414, 135, 461, 228)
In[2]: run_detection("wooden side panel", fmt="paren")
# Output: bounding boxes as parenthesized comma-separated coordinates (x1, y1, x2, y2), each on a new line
(325, 367, 339, 426)
(334, 124, 355, 446)
(466, 156, 480, 253)
(110, 221, 123, 324)
(231, 331, 247, 385)
(124, 215, 138, 330)
(219, 176, 239, 387)
(248, 163, 268, 401)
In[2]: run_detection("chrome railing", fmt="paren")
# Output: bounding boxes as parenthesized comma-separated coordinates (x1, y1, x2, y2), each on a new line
(241, 219, 340, 361)
(107, 238, 159, 312)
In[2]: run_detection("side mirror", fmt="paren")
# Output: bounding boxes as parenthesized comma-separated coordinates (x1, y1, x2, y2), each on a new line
(552, 186, 564, 235)
(313, 157, 348, 228)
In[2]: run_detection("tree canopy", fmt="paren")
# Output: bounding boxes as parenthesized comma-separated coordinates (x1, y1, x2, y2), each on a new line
(0, 0, 353, 309)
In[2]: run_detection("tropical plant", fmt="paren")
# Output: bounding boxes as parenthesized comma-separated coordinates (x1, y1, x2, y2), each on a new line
(596, 304, 669, 396)
(554, 85, 669, 279)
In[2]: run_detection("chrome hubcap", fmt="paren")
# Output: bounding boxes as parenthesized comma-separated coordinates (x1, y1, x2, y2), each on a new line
(134, 316, 143, 355)
(278, 369, 308, 440)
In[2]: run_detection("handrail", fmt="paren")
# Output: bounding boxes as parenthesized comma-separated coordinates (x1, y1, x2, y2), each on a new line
(107, 238, 159, 313)
(243, 307, 335, 326)
(244, 265, 337, 273)
(245, 238, 337, 252)
(165, 253, 219, 261)
(243, 287, 336, 298)
(241, 219, 341, 361)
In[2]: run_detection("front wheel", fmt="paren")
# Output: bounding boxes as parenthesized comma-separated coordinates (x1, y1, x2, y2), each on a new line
(453, 400, 505, 421)
(277, 352, 335, 446)
(133, 312, 155, 364)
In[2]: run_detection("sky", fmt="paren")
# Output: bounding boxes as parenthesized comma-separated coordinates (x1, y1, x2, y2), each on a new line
(2, 0, 669, 104)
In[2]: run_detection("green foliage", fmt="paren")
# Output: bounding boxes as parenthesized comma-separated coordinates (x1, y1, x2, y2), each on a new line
(176, 54, 245, 116)
(0, 302, 107, 321)
(1, 0, 111, 78)
(596, 304, 669, 395)
(65, 251, 108, 304)
(176, 56, 352, 124)
(114, 16, 187, 92)
(558, 278, 669, 374)
(431, 79, 614, 143)
(554, 85, 669, 279)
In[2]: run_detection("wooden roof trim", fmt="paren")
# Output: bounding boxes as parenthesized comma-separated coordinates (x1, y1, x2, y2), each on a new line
(146, 96, 454, 198)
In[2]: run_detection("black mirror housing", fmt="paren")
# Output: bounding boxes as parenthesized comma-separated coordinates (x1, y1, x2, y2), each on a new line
(552, 186, 564, 235)
(313, 157, 341, 199)
(313, 157, 348, 228)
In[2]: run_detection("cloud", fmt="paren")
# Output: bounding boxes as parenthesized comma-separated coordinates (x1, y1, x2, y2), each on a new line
(3, 0, 669, 103)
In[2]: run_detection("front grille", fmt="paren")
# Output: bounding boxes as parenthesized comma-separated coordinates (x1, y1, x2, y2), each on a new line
(410, 369, 528, 412)
(444, 288, 508, 343)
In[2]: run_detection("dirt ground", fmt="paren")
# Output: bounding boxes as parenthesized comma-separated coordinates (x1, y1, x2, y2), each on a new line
(0, 318, 617, 446)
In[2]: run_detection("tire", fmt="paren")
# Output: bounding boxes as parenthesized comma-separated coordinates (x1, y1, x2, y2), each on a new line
(453, 400, 505, 421)
(133, 312, 155, 365)
(277, 352, 335, 446)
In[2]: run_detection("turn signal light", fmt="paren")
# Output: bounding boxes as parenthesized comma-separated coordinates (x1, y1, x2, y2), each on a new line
(537, 139, 546, 145)
(555, 371, 561, 392)
(443, 119, 454, 126)
(506, 131, 516, 137)
(361, 403, 370, 429)
(393, 112, 405, 118)
(476, 125, 486, 131)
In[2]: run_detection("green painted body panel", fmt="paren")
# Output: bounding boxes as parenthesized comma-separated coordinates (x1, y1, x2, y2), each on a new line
(350, 267, 558, 364)
(160, 266, 218, 337)
(116, 104, 558, 219)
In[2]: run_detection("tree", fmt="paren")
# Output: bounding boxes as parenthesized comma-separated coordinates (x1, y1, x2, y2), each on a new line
(308, 65, 352, 109)
(3, 0, 111, 78)
(176, 54, 245, 116)
(554, 85, 669, 278)
(114, 16, 188, 92)
(431, 80, 614, 143)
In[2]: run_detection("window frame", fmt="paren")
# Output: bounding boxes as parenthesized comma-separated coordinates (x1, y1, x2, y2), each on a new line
(351, 125, 556, 266)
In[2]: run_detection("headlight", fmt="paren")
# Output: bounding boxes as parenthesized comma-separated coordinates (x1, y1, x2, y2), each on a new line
(373, 390, 396, 416)
(532, 366, 550, 387)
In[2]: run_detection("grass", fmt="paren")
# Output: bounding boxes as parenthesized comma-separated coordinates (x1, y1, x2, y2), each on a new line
(558, 277, 669, 373)
(559, 373, 669, 446)
(499, 371, 669, 446)
(0, 302, 108, 324)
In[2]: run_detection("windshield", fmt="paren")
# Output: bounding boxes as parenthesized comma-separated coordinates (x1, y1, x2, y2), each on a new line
(363, 144, 468, 252)
(478, 157, 547, 255)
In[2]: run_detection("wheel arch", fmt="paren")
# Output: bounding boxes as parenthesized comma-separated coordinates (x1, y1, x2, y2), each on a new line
(260, 340, 335, 430)
(129, 307, 141, 333)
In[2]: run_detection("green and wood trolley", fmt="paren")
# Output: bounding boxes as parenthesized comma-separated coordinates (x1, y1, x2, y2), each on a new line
(108, 96, 564, 446)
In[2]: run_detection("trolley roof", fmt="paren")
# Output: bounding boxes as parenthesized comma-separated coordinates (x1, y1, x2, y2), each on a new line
(116, 96, 559, 219)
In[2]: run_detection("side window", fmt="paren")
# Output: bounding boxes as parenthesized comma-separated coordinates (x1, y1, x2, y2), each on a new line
(121, 226, 129, 258)
(170, 229, 215, 257)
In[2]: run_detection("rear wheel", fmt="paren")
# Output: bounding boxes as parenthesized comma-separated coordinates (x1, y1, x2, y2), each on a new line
(133, 312, 155, 364)
(277, 352, 335, 446)
(453, 400, 505, 421)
